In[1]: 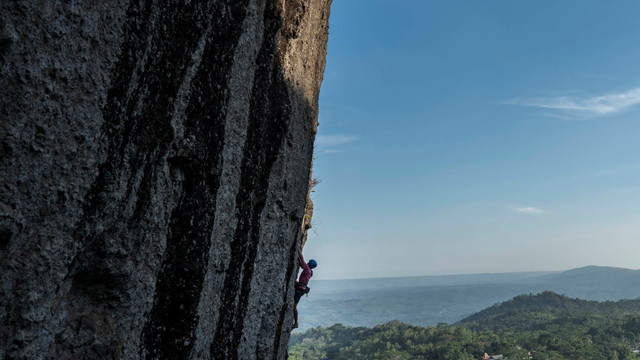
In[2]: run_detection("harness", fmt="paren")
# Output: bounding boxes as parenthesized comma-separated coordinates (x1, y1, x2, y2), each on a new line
(295, 281, 311, 294)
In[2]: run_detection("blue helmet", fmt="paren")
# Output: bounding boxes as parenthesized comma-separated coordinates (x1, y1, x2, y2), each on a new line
(308, 259, 318, 269)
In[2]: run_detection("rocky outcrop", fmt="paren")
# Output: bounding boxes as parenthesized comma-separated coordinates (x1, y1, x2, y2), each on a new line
(299, 165, 315, 249)
(0, 0, 331, 359)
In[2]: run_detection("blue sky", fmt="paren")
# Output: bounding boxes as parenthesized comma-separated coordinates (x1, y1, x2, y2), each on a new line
(305, 0, 640, 279)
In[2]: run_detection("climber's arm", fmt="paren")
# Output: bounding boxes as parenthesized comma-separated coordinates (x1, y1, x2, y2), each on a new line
(298, 250, 306, 269)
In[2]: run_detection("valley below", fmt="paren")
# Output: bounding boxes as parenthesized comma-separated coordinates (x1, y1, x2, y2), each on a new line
(291, 267, 640, 359)
(296, 266, 640, 331)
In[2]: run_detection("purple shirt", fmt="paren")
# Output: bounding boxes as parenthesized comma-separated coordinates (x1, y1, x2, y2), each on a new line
(297, 261, 313, 288)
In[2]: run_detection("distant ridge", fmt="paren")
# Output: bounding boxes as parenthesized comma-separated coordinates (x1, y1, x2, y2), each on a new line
(526, 266, 640, 301)
(533, 265, 640, 283)
(312, 265, 640, 295)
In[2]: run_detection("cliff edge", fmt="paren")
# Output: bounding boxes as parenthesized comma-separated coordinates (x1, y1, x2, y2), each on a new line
(0, 0, 331, 358)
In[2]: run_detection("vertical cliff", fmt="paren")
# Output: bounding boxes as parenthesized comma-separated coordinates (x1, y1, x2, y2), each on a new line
(0, 0, 331, 359)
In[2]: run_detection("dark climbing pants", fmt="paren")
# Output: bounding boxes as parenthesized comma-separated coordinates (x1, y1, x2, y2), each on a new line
(294, 288, 306, 304)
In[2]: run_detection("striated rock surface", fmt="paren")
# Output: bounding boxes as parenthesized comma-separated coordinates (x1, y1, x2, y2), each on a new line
(0, 0, 331, 359)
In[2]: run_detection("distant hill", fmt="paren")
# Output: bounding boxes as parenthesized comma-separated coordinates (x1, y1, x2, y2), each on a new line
(527, 266, 640, 300)
(539, 265, 640, 283)
(296, 266, 640, 331)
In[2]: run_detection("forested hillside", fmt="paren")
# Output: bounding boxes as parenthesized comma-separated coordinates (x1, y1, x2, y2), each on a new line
(458, 291, 640, 332)
(289, 292, 640, 360)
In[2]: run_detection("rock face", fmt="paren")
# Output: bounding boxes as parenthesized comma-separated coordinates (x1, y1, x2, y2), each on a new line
(0, 0, 331, 359)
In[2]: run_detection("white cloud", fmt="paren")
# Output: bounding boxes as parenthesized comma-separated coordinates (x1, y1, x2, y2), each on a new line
(315, 134, 358, 147)
(315, 134, 358, 153)
(507, 87, 640, 115)
(517, 207, 544, 214)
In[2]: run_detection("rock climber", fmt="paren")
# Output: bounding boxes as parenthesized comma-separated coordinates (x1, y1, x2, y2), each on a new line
(293, 249, 317, 329)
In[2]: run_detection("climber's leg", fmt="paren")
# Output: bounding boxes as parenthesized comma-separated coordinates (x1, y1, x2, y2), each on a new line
(293, 287, 305, 328)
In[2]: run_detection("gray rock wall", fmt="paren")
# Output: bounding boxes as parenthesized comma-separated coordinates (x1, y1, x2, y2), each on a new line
(0, 0, 331, 359)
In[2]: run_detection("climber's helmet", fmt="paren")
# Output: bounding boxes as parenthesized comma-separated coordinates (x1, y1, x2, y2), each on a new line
(308, 259, 318, 269)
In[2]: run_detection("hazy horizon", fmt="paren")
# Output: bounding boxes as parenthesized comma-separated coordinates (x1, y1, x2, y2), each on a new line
(305, 0, 640, 281)
(310, 265, 638, 282)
